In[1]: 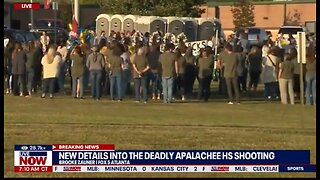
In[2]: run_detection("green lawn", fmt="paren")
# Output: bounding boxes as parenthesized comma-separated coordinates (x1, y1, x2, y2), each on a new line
(4, 91, 316, 178)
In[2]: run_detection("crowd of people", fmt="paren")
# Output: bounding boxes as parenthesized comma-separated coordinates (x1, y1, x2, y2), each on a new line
(3, 29, 316, 105)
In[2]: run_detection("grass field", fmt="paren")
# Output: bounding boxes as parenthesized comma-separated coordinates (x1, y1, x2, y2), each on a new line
(4, 88, 316, 178)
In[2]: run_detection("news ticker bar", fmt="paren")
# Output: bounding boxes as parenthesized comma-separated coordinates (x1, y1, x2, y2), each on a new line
(14, 165, 316, 173)
(14, 145, 316, 173)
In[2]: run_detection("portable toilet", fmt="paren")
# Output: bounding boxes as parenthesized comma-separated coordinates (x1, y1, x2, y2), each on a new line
(95, 14, 111, 37)
(150, 16, 167, 34)
(110, 14, 124, 33)
(166, 17, 185, 36)
(123, 14, 139, 33)
(197, 17, 216, 41)
(183, 17, 198, 42)
(136, 16, 167, 35)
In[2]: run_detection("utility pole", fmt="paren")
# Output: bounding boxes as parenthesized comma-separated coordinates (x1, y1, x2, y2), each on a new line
(283, 0, 287, 25)
(30, 0, 34, 29)
(52, 1, 58, 45)
(75, 0, 79, 26)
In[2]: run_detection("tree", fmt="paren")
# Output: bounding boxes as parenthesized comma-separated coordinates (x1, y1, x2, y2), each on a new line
(231, 0, 256, 32)
(285, 9, 301, 26)
(96, 0, 206, 17)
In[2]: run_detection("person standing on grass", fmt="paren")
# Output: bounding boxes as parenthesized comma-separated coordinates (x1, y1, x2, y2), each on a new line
(132, 47, 150, 103)
(217, 43, 240, 104)
(33, 40, 43, 93)
(247, 46, 262, 92)
(234, 45, 247, 93)
(70, 45, 86, 99)
(108, 46, 124, 102)
(159, 43, 178, 104)
(147, 44, 162, 100)
(56, 41, 68, 94)
(289, 47, 303, 99)
(86, 45, 105, 101)
(305, 45, 316, 105)
(261, 46, 280, 102)
(4, 39, 15, 94)
(41, 45, 61, 99)
(120, 44, 132, 98)
(197, 47, 214, 102)
(278, 53, 295, 105)
(174, 48, 187, 101)
(25, 41, 37, 97)
(11, 42, 27, 97)
(184, 47, 197, 98)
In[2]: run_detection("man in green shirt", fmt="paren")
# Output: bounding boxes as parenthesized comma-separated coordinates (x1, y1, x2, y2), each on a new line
(217, 43, 240, 104)
(159, 43, 178, 103)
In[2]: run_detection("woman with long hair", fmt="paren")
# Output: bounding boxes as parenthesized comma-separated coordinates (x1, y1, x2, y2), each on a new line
(174, 47, 187, 100)
(86, 45, 105, 100)
(247, 46, 262, 91)
(261, 46, 280, 101)
(41, 45, 61, 98)
(120, 43, 132, 98)
(108, 46, 124, 101)
(278, 53, 295, 104)
(11, 42, 27, 96)
(289, 47, 302, 99)
(305, 44, 316, 105)
(70, 45, 86, 99)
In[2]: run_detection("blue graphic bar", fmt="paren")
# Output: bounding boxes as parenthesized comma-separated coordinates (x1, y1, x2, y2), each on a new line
(51, 150, 310, 165)
(279, 165, 316, 172)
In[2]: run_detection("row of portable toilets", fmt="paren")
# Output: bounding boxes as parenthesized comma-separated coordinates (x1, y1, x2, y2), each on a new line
(95, 14, 222, 42)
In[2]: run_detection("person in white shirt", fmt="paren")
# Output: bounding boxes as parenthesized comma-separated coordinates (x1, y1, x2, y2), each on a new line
(41, 45, 61, 98)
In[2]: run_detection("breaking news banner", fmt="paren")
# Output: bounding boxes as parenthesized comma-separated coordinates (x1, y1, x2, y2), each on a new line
(14, 144, 316, 173)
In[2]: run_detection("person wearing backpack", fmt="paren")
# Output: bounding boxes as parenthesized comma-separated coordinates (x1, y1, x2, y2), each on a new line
(261, 46, 281, 102)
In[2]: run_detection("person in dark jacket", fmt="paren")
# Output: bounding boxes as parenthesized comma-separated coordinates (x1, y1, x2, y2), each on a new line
(25, 41, 37, 97)
(11, 42, 27, 96)
(247, 46, 262, 91)
(184, 47, 197, 98)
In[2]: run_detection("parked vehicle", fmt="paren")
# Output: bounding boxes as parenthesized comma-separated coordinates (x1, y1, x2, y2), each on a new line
(247, 27, 268, 47)
(29, 18, 69, 44)
(4, 29, 38, 43)
(278, 25, 304, 40)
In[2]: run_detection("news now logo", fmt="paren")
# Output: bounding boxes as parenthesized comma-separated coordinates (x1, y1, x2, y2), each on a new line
(13, 3, 40, 9)
(19, 152, 47, 166)
(14, 145, 53, 172)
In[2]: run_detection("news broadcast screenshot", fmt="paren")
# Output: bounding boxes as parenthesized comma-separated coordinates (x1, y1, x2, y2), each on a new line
(4, 0, 316, 178)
